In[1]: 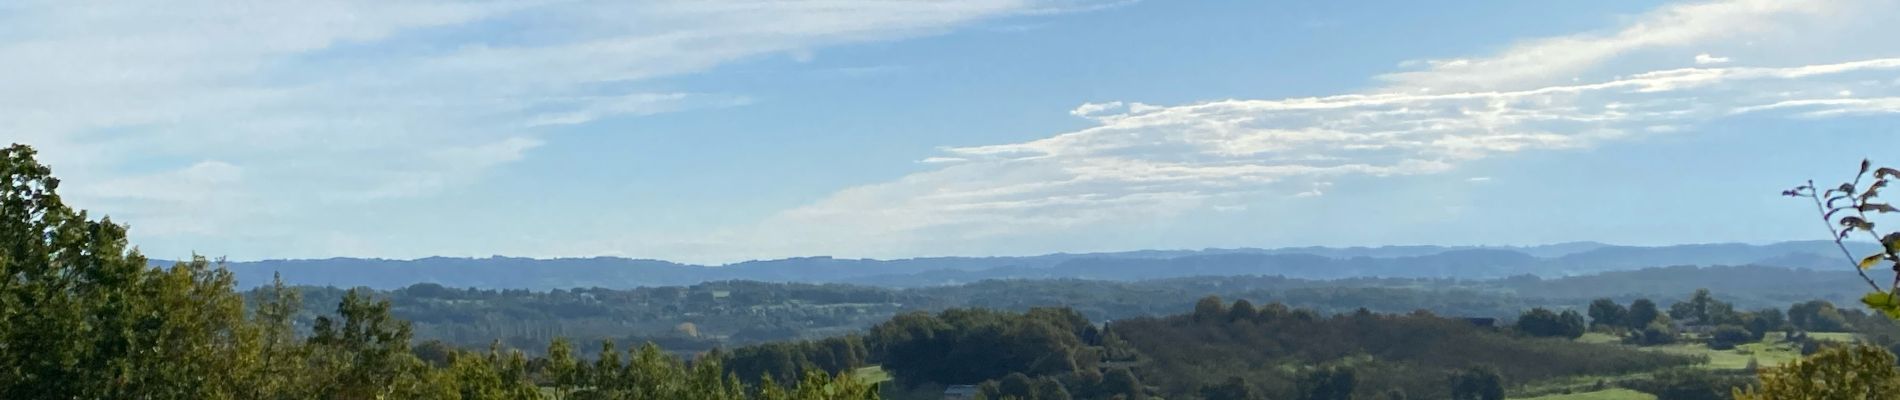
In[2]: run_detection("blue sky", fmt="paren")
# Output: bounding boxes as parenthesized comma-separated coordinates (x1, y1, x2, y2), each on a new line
(6, 0, 1900, 264)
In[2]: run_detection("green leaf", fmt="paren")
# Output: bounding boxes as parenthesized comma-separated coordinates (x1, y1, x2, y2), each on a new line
(1841, 216, 1875, 231)
(1862, 254, 1887, 270)
(1862, 203, 1899, 213)
(1864, 292, 1900, 319)
(1885, 232, 1900, 253)
(1878, 167, 1900, 179)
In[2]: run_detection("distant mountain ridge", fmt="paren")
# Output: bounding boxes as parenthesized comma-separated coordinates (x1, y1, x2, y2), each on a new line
(156, 240, 1875, 290)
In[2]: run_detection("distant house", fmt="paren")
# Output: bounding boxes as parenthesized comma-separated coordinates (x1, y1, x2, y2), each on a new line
(943, 385, 979, 400)
(1460, 317, 1499, 329)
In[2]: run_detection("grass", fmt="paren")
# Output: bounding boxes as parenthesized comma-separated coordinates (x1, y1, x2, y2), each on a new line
(1576, 331, 1814, 371)
(1576, 332, 1621, 344)
(1519, 332, 1849, 400)
(851, 366, 892, 385)
(1513, 388, 1656, 400)
(1808, 332, 1860, 342)
(1513, 373, 1648, 398)
(1642, 340, 1800, 370)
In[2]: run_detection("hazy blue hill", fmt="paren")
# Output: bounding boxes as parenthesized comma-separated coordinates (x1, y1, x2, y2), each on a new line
(1551, 241, 1858, 271)
(1510, 265, 1874, 307)
(157, 240, 1881, 290)
(1513, 241, 1614, 257)
(217, 256, 698, 289)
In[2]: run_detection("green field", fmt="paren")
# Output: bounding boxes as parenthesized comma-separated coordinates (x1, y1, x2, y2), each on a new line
(1807, 332, 1860, 342)
(1577, 331, 1855, 371)
(1510, 332, 1826, 399)
(867, 331, 1850, 398)
(1576, 332, 1620, 344)
(1643, 341, 1799, 370)
(851, 366, 891, 385)
(1514, 388, 1656, 400)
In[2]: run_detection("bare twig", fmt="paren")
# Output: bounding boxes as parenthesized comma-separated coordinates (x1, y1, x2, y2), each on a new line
(1802, 180, 1885, 292)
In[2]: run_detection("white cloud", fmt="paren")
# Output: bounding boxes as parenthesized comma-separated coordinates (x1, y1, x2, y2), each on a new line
(69, 160, 258, 235)
(1070, 101, 1126, 118)
(919, 157, 970, 164)
(1695, 53, 1732, 64)
(330, 137, 547, 202)
(1377, 0, 1861, 92)
(1731, 97, 1900, 117)
(1294, 182, 1334, 198)
(1, 0, 1120, 245)
(523, 93, 752, 127)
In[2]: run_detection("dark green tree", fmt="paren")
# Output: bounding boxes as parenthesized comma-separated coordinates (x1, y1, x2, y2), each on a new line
(1199, 377, 1263, 400)
(1627, 299, 1663, 330)
(1709, 325, 1754, 350)
(1515, 308, 1585, 339)
(1627, 321, 1679, 346)
(1194, 295, 1227, 323)
(1382, 388, 1408, 400)
(1789, 300, 1851, 332)
(1587, 298, 1627, 331)
(1102, 368, 1142, 400)
(1297, 366, 1356, 400)
(1228, 299, 1259, 323)
(1742, 308, 1786, 341)
(1449, 367, 1504, 400)
(1669, 289, 1739, 326)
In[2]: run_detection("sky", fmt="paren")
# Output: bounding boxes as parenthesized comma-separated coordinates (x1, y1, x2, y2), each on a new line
(5, 0, 1900, 264)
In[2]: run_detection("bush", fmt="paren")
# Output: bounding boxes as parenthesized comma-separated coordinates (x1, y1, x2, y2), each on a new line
(1515, 308, 1587, 339)
(1626, 322, 1679, 346)
(1709, 325, 1753, 350)
(1449, 367, 1504, 400)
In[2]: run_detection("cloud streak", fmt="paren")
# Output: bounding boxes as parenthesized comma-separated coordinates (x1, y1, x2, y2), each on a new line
(685, 0, 1900, 261)
(0, 0, 1115, 247)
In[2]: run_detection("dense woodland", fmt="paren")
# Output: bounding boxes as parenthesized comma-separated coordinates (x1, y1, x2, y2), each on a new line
(721, 290, 1900, 400)
(273, 265, 1869, 355)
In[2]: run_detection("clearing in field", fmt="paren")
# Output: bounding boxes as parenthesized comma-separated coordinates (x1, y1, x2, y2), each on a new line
(851, 366, 892, 385)
(1513, 388, 1656, 400)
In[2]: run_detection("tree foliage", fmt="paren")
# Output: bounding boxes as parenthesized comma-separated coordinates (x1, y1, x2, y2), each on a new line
(1626, 299, 1663, 331)
(1735, 344, 1900, 400)
(867, 307, 1095, 386)
(1513, 308, 1586, 339)
(1448, 367, 1503, 400)
(1109, 300, 1692, 399)
(0, 144, 870, 399)
(1789, 300, 1852, 332)
(1296, 366, 1356, 400)
(1587, 298, 1627, 331)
